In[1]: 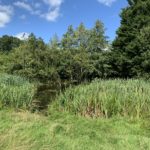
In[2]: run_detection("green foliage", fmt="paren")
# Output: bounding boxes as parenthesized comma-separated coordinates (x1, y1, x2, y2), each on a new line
(0, 35, 22, 52)
(9, 34, 59, 82)
(62, 25, 76, 50)
(113, 0, 150, 78)
(59, 21, 110, 82)
(52, 79, 150, 118)
(87, 20, 108, 52)
(75, 23, 89, 50)
(49, 34, 60, 49)
(6, 23, 109, 84)
(0, 53, 11, 73)
(56, 49, 93, 83)
(0, 74, 35, 109)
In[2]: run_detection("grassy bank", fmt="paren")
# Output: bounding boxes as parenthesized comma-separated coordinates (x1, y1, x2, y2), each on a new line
(0, 110, 150, 150)
(52, 79, 150, 118)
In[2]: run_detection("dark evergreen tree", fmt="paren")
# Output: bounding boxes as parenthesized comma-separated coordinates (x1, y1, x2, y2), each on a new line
(112, 0, 150, 78)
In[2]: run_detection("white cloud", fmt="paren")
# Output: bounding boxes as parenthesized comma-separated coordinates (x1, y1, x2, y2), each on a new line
(43, 0, 63, 7)
(42, 0, 63, 21)
(41, 7, 60, 21)
(97, 0, 117, 6)
(0, 5, 13, 28)
(15, 32, 30, 40)
(14, 1, 33, 12)
(13, 0, 63, 22)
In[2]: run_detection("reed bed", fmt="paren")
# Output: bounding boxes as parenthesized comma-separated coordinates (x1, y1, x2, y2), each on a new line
(53, 79, 150, 118)
(0, 74, 35, 109)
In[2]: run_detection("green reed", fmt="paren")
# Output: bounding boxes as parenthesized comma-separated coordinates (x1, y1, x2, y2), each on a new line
(0, 74, 35, 109)
(52, 79, 150, 118)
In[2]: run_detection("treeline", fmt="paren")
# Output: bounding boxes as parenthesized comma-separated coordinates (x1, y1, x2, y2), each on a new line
(0, 0, 150, 85)
(0, 20, 112, 85)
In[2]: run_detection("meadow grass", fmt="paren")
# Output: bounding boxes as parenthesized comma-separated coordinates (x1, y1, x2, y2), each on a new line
(51, 79, 150, 118)
(0, 109, 150, 150)
(0, 74, 35, 109)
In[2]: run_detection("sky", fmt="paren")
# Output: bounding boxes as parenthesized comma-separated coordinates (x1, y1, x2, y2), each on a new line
(0, 0, 128, 42)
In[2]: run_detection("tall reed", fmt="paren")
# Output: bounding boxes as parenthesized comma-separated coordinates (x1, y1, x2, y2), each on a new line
(0, 74, 35, 109)
(52, 79, 150, 118)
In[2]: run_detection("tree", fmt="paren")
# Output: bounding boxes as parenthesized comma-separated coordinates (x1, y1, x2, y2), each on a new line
(87, 20, 108, 52)
(61, 25, 76, 50)
(0, 20, 111, 85)
(27, 33, 46, 52)
(0, 35, 22, 52)
(9, 34, 57, 82)
(112, 0, 150, 78)
(128, 0, 137, 6)
(49, 34, 60, 50)
(75, 23, 89, 50)
(136, 26, 150, 76)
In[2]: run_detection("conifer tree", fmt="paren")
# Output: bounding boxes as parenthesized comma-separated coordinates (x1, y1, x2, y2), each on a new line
(112, 0, 150, 77)
(61, 25, 76, 50)
(88, 20, 108, 52)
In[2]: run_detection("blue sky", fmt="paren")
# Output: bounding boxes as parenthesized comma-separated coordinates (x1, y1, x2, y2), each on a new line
(0, 0, 128, 42)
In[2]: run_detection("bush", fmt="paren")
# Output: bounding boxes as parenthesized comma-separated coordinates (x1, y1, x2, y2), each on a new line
(51, 79, 150, 118)
(0, 74, 35, 109)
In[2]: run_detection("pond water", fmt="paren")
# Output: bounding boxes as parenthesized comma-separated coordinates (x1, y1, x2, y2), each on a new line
(32, 81, 71, 110)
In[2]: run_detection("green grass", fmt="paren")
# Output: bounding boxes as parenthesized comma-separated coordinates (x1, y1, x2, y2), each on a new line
(51, 79, 150, 118)
(0, 74, 35, 109)
(0, 109, 150, 150)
